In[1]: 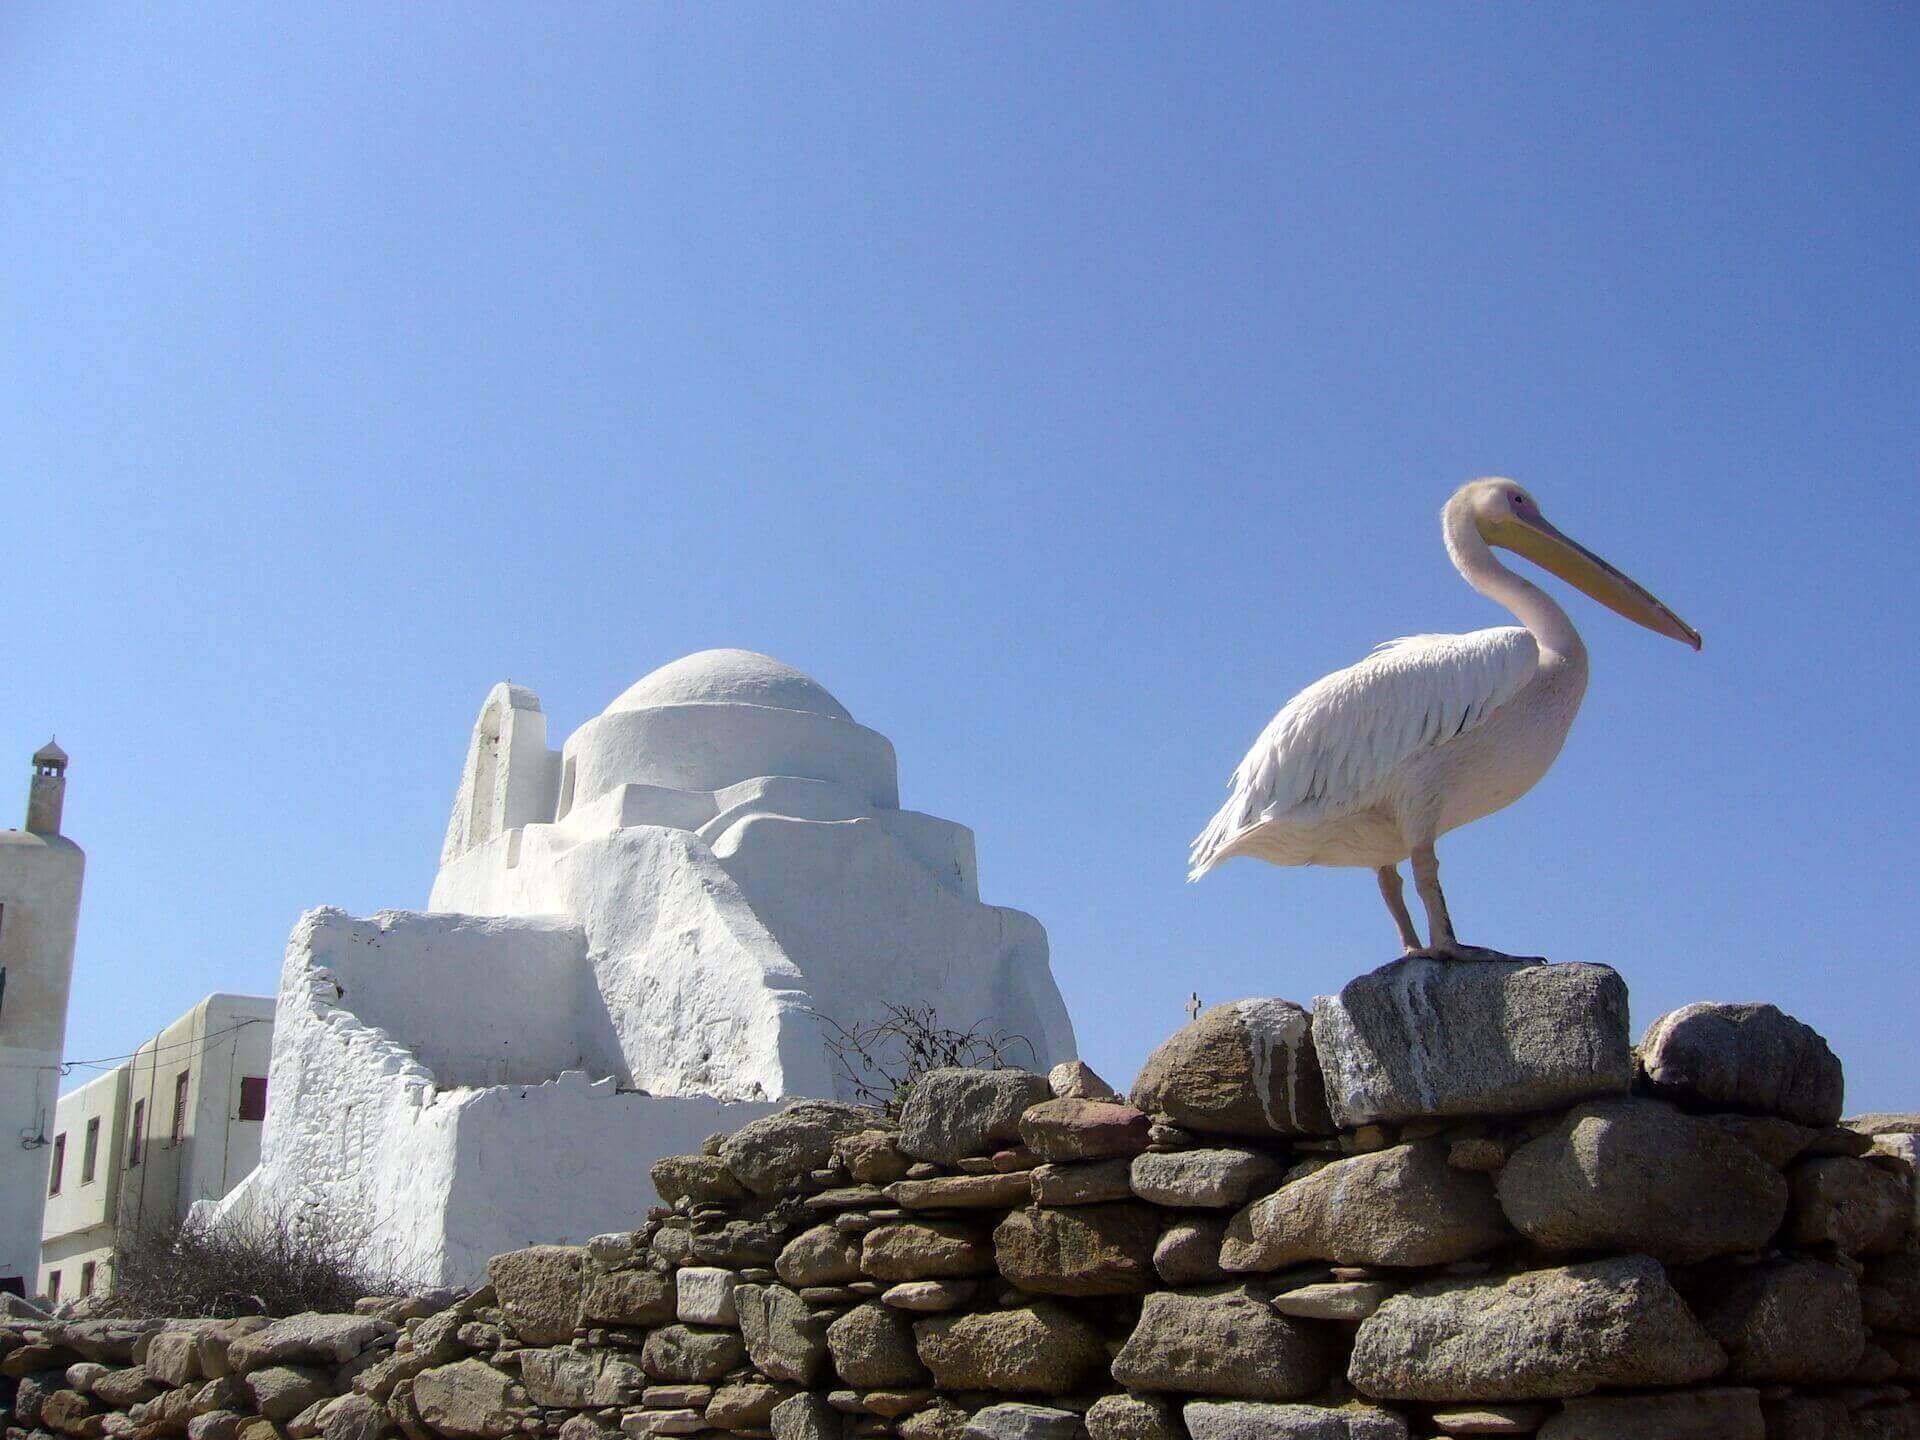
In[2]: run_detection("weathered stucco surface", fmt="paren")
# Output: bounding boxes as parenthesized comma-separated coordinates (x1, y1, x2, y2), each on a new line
(213, 652, 1072, 1283)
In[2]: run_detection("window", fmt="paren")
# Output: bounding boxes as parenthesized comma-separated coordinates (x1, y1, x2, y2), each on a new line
(128, 1100, 145, 1165)
(47, 1133, 65, 1195)
(238, 1076, 268, 1123)
(79, 1262, 95, 1297)
(82, 1117, 100, 1183)
(170, 1070, 190, 1144)
(46, 1270, 60, 1301)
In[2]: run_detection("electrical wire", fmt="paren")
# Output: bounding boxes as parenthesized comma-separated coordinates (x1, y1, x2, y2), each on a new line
(56, 1018, 265, 1075)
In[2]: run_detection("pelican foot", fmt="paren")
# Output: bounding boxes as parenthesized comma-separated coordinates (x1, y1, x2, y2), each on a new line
(1404, 943, 1545, 964)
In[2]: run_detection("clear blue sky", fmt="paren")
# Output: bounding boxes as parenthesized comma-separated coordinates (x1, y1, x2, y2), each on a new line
(5, 6, 1915, 1110)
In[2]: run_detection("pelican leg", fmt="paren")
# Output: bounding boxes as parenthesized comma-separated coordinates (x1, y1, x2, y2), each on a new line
(1408, 841, 1542, 963)
(1375, 866, 1422, 954)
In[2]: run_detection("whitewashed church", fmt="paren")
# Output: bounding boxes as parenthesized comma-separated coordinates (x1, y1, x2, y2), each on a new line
(211, 650, 1074, 1283)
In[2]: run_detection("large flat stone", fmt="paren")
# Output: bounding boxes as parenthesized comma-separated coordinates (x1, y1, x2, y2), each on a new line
(1222, 1141, 1509, 1272)
(1496, 1098, 1789, 1264)
(1131, 1149, 1286, 1209)
(1018, 1099, 1151, 1163)
(1786, 1157, 1909, 1256)
(1686, 1257, 1865, 1383)
(1129, 999, 1331, 1138)
(1184, 1403, 1407, 1440)
(993, 1203, 1159, 1295)
(487, 1247, 587, 1347)
(1111, 1286, 1335, 1400)
(912, 1304, 1107, 1394)
(1348, 1255, 1726, 1402)
(1313, 958, 1631, 1127)
(1639, 1002, 1844, 1127)
(734, 1284, 831, 1386)
(1537, 1388, 1763, 1440)
(965, 1405, 1087, 1440)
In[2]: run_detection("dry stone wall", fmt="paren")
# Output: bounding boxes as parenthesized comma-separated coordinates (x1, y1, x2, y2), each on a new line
(7, 956, 1919, 1440)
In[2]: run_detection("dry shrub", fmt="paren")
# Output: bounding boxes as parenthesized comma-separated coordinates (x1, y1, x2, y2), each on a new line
(106, 1208, 403, 1319)
(814, 1003, 1035, 1116)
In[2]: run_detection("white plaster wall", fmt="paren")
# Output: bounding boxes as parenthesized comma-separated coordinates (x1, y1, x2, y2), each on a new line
(563, 705, 899, 813)
(308, 911, 621, 1087)
(40, 1067, 126, 1246)
(214, 909, 775, 1285)
(0, 829, 85, 1287)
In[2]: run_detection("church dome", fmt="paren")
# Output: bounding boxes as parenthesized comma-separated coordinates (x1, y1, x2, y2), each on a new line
(607, 650, 853, 723)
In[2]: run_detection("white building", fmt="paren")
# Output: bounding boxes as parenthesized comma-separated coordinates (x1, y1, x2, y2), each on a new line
(0, 741, 86, 1298)
(39, 994, 274, 1304)
(214, 651, 1075, 1285)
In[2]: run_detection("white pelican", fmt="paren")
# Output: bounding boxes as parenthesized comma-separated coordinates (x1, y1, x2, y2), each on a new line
(1189, 479, 1700, 960)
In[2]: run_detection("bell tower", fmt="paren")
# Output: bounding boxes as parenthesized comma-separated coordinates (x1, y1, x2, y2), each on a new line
(27, 738, 67, 836)
(1, 739, 86, 1298)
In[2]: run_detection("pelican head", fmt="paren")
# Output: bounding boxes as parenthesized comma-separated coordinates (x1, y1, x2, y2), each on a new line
(1457, 478, 1702, 650)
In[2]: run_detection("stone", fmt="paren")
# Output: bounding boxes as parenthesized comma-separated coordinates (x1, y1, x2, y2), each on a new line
(517, 1349, 645, 1409)
(1495, 1098, 1789, 1264)
(1221, 1141, 1509, 1272)
(1698, 1112, 1822, 1171)
(707, 1382, 791, 1430)
(691, 1216, 788, 1267)
(1029, 1159, 1135, 1206)
(1444, 1139, 1508, 1173)
(1017, 1100, 1151, 1163)
(1110, 1286, 1335, 1400)
(722, 1102, 888, 1195)
(652, 1155, 750, 1207)
(324, 1394, 394, 1440)
(861, 1223, 996, 1281)
(897, 1070, 1054, 1164)
(1270, 1282, 1393, 1321)
(92, 1367, 163, 1406)
(836, 1132, 913, 1186)
(1347, 1255, 1726, 1401)
(1048, 1062, 1118, 1102)
(879, 1281, 975, 1313)
(1760, 1396, 1854, 1440)
(1182, 1402, 1407, 1440)
(621, 1410, 705, 1436)
(1858, 1408, 1920, 1440)
(1129, 999, 1331, 1138)
(771, 1393, 844, 1440)
(647, 1385, 718, 1408)
(964, 1405, 1086, 1440)
(1537, 1388, 1763, 1440)
(889, 1174, 1033, 1209)
(41, 1388, 104, 1438)
(581, 1269, 676, 1328)
(1639, 1002, 1845, 1126)
(66, 1362, 112, 1395)
(1313, 958, 1632, 1127)
(1130, 1149, 1286, 1209)
(1866, 1251, 1920, 1332)
(778, 1226, 867, 1288)
(1154, 1215, 1229, 1287)
(912, 1304, 1107, 1394)
(1788, 1158, 1910, 1255)
(899, 1401, 971, 1440)
(189, 1413, 247, 1440)
(488, 1247, 587, 1347)
(241, 1367, 339, 1424)
(735, 1284, 833, 1386)
(58, 1320, 159, 1365)
(675, 1268, 741, 1326)
(1428, 1408, 1550, 1436)
(991, 1203, 1159, 1295)
(825, 1304, 927, 1389)
(639, 1325, 747, 1384)
(227, 1317, 397, 1375)
(1084, 1395, 1181, 1440)
(1688, 1257, 1865, 1383)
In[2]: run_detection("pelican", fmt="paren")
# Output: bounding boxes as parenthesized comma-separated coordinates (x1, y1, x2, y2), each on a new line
(1189, 479, 1700, 960)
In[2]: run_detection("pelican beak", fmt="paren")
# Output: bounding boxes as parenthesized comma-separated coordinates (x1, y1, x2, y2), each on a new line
(1490, 512, 1702, 650)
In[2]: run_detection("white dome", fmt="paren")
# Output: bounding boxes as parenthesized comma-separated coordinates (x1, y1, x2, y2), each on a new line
(607, 650, 853, 722)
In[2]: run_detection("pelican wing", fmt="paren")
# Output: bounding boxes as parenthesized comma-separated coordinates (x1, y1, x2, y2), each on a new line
(1188, 627, 1538, 877)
